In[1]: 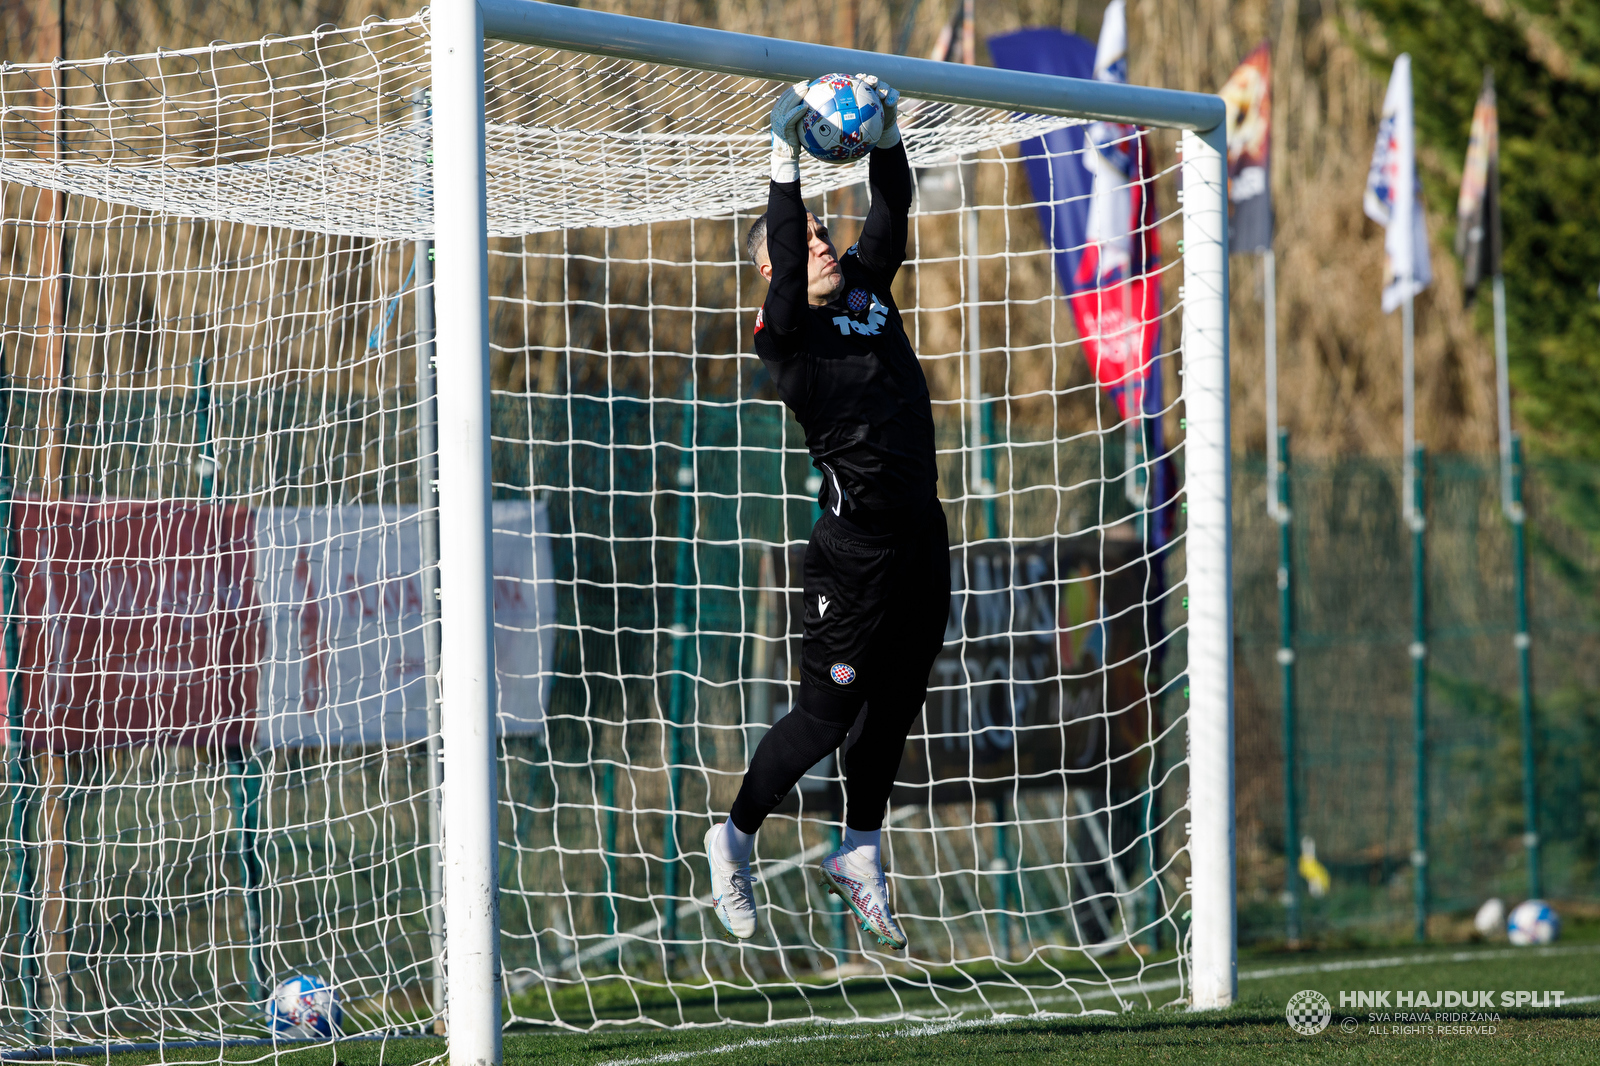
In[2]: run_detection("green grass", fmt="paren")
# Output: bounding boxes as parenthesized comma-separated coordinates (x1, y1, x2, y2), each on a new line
(25, 938, 1600, 1065)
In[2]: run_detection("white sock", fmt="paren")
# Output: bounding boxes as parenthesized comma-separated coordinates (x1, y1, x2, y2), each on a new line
(719, 820, 755, 864)
(842, 826, 881, 867)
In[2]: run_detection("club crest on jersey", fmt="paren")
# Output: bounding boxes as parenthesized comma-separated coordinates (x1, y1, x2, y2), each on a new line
(830, 662, 857, 685)
(832, 291, 888, 337)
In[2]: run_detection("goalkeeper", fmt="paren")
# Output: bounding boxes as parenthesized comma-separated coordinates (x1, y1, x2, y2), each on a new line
(703, 78, 950, 950)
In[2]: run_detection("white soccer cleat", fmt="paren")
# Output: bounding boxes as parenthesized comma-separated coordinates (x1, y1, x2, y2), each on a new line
(704, 824, 758, 940)
(819, 844, 907, 950)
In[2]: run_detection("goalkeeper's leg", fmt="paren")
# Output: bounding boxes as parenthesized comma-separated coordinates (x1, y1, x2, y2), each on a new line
(841, 501, 950, 832)
(706, 679, 861, 939)
(708, 500, 946, 939)
(821, 502, 950, 948)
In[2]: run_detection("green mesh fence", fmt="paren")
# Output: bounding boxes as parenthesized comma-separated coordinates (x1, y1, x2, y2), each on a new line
(1233, 453, 1600, 944)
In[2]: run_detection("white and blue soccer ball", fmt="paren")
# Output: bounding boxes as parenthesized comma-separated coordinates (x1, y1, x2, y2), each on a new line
(266, 974, 342, 1038)
(800, 73, 884, 164)
(1507, 899, 1560, 946)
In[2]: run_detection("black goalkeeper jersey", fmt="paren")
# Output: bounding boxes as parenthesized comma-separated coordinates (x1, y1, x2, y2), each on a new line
(753, 143, 938, 515)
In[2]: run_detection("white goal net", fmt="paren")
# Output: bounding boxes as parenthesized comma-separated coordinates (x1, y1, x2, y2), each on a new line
(0, 8, 1227, 1048)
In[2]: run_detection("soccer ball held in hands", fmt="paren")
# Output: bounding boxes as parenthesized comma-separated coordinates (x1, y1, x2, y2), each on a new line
(799, 73, 885, 163)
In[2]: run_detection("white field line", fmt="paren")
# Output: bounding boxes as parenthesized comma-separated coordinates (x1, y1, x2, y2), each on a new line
(591, 942, 1600, 1066)
(593, 1016, 1027, 1066)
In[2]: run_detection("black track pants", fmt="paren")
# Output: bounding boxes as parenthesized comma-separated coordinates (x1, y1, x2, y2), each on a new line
(730, 498, 950, 834)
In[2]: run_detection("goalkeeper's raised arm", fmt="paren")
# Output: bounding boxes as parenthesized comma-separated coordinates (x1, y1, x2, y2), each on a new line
(758, 78, 911, 339)
(703, 77, 952, 954)
(853, 79, 912, 283)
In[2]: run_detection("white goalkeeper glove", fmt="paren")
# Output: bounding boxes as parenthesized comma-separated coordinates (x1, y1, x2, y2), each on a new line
(769, 81, 809, 183)
(857, 74, 901, 149)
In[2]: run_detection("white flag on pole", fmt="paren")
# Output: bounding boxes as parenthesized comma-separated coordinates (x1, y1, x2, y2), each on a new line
(1364, 54, 1432, 312)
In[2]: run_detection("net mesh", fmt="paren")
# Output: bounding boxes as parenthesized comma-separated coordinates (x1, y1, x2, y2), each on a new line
(0, 15, 1194, 1045)
(0, 16, 1084, 239)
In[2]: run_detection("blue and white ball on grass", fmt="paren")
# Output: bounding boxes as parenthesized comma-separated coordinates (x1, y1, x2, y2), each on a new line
(1507, 899, 1560, 946)
(800, 73, 884, 164)
(267, 974, 342, 1038)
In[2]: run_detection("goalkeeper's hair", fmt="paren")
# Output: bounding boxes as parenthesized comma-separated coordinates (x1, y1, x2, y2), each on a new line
(746, 207, 823, 268)
(745, 212, 769, 267)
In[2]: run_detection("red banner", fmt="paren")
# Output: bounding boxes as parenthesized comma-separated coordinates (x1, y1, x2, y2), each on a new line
(7, 499, 260, 752)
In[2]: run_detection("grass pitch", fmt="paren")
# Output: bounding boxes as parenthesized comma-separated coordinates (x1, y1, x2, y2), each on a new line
(30, 934, 1600, 1065)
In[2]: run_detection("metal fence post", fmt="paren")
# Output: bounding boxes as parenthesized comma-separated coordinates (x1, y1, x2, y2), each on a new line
(1509, 436, 1541, 898)
(1410, 445, 1428, 943)
(1276, 430, 1299, 946)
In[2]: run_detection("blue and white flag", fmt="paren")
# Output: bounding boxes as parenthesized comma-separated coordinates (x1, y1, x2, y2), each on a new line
(1364, 53, 1432, 312)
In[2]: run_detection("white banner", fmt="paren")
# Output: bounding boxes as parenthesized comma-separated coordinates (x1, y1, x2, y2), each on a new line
(254, 500, 555, 747)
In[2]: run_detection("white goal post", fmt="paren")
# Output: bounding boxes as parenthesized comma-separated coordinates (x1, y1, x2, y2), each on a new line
(431, 3, 1233, 1063)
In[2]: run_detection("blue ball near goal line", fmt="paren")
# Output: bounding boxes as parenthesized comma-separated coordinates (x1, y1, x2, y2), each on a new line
(1506, 899, 1560, 946)
(266, 974, 343, 1039)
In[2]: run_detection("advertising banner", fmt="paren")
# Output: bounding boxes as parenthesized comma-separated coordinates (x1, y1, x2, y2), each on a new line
(1365, 54, 1433, 312)
(254, 500, 555, 747)
(8, 499, 260, 752)
(1220, 41, 1274, 253)
(1455, 72, 1499, 302)
(895, 535, 1161, 803)
(989, 11, 1165, 425)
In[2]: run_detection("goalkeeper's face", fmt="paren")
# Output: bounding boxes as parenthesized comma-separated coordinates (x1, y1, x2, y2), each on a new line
(757, 213, 842, 304)
(800, 213, 843, 303)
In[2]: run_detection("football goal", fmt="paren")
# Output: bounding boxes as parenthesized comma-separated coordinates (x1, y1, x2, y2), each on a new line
(0, 0, 1232, 1056)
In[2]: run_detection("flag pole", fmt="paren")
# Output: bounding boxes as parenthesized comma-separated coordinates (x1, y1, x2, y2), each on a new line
(1364, 51, 1431, 939)
(1510, 435, 1540, 899)
(1264, 248, 1280, 518)
(1479, 62, 1541, 900)
(959, 0, 985, 510)
(1404, 291, 1424, 943)
(1396, 54, 1427, 942)
(1266, 245, 1299, 947)
(1405, 281, 1426, 944)
(1493, 285, 1511, 513)
(1486, 66, 1513, 519)
(1410, 440, 1428, 943)
(1401, 292, 1416, 525)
